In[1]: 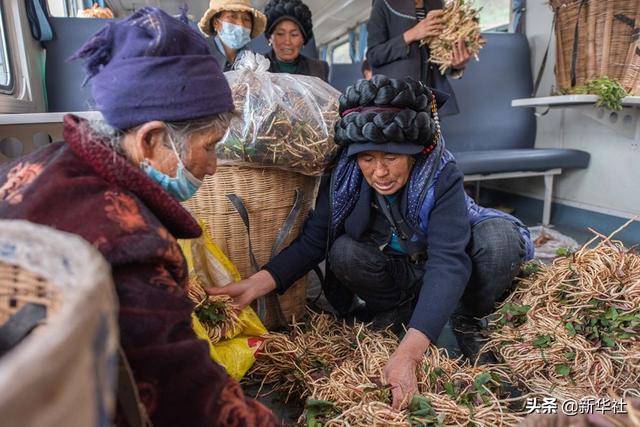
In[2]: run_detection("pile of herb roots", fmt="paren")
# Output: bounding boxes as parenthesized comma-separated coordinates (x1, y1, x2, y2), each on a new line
(247, 311, 525, 426)
(421, 0, 486, 74)
(486, 223, 640, 401)
(217, 74, 340, 176)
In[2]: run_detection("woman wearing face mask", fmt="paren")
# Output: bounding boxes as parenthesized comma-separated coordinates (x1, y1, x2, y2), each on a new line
(0, 8, 279, 426)
(199, 0, 267, 71)
(263, 0, 329, 82)
(210, 75, 533, 411)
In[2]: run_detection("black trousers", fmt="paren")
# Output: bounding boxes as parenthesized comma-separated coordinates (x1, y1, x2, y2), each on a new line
(327, 218, 526, 327)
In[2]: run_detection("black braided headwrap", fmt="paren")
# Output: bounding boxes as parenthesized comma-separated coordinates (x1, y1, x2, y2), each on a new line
(334, 75, 441, 154)
(264, 0, 314, 45)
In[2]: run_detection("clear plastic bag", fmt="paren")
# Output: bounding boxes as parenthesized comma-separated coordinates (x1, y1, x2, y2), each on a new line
(529, 226, 580, 259)
(217, 52, 341, 176)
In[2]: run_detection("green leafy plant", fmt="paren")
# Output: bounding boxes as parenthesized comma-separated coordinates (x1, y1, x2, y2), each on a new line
(498, 303, 531, 327)
(564, 77, 628, 111)
(521, 262, 543, 277)
(194, 300, 227, 324)
(533, 334, 554, 349)
(566, 307, 640, 348)
(556, 247, 574, 257)
(409, 395, 444, 426)
(304, 399, 340, 427)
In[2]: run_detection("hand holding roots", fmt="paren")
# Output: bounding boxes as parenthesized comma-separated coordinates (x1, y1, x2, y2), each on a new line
(420, 0, 486, 74)
(188, 279, 241, 344)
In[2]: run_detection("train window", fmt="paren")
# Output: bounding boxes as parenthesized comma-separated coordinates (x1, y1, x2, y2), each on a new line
(0, 3, 13, 93)
(46, 0, 71, 16)
(331, 41, 351, 64)
(476, 0, 511, 30)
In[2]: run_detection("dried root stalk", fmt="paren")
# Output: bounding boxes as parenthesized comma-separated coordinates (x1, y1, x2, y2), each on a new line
(218, 73, 340, 176)
(416, 347, 526, 426)
(487, 222, 640, 401)
(248, 310, 524, 425)
(247, 312, 362, 401)
(188, 279, 240, 344)
(421, 0, 486, 74)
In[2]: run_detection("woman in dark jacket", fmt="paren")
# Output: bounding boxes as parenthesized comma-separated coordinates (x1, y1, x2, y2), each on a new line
(263, 0, 329, 82)
(210, 76, 534, 410)
(366, 0, 473, 115)
(0, 8, 278, 426)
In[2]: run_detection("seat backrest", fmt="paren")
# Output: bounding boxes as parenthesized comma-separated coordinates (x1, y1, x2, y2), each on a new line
(440, 32, 536, 152)
(248, 35, 319, 59)
(42, 17, 114, 112)
(329, 63, 363, 93)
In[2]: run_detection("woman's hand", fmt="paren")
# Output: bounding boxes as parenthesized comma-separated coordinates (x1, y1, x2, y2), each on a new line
(404, 10, 445, 44)
(451, 38, 473, 70)
(206, 270, 276, 309)
(382, 328, 431, 409)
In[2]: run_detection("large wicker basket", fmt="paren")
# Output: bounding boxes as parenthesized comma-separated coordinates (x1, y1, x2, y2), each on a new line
(184, 166, 319, 329)
(0, 220, 118, 427)
(552, 0, 640, 94)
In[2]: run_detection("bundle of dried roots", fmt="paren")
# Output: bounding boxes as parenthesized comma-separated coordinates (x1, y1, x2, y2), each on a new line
(420, 0, 485, 74)
(486, 220, 640, 401)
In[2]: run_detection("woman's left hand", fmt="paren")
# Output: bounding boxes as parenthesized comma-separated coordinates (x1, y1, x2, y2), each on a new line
(382, 328, 431, 409)
(451, 37, 473, 70)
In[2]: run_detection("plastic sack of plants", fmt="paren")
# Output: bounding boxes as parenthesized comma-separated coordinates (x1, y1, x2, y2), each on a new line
(217, 52, 341, 176)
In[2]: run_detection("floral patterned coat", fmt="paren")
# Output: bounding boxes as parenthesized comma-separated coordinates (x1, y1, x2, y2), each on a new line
(0, 115, 279, 427)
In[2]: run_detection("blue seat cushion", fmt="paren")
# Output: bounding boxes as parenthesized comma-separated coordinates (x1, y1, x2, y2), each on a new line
(453, 149, 591, 175)
(329, 63, 364, 93)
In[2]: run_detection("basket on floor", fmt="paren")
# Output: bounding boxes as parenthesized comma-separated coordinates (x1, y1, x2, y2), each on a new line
(552, 0, 640, 94)
(0, 220, 118, 427)
(184, 166, 319, 329)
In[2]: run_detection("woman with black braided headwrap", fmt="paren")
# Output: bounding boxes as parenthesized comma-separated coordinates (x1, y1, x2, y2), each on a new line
(262, 0, 329, 81)
(209, 75, 534, 409)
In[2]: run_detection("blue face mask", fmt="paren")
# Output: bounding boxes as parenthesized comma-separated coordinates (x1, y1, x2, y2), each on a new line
(218, 21, 251, 50)
(141, 159, 202, 202)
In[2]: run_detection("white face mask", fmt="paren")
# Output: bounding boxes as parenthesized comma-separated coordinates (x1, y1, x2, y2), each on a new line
(218, 21, 251, 50)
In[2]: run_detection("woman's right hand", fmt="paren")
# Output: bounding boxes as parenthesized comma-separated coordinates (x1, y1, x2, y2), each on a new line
(206, 270, 277, 309)
(404, 10, 445, 44)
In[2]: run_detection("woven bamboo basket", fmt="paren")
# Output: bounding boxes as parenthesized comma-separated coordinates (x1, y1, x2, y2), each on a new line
(0, 220, 118, 427)
(184, 166, 319, 329)
(0, 262, 60, 329)
(552, 0, 640, 95)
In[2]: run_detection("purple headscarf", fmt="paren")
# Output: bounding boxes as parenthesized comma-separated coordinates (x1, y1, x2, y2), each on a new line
(71, 7, 234, 130)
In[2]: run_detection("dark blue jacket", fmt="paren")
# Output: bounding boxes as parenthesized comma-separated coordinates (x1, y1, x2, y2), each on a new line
(264, 143, 534, 342)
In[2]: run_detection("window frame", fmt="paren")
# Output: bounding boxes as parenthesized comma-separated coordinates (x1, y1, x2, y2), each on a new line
(330, 37, 352, 65)
(0, 2, 15, 94)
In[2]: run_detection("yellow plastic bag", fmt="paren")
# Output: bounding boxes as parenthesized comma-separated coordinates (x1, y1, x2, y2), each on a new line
(179, 221, 267, 381)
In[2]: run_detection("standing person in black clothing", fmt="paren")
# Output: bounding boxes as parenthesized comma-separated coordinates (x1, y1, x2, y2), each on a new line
(366, 0, 474, 115)
(199, 0, 267, 71)
(263, 0, 329, 82)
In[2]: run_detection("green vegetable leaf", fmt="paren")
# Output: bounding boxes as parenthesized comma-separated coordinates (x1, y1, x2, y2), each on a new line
(565, 322, 577, 337)
(602, 335, 616, 348)
(473, 372, 492, 392)
(556, 247, 573, 257)
(444, 382, 457, 399)
(534, 334, 553, 349)
(555, 364, 571, 377)
(304, 399, 339, 427)
(565, 351, 576, 361)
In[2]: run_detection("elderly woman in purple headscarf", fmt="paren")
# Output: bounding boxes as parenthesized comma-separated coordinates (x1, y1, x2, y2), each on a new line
(0, 7, 278, 427)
